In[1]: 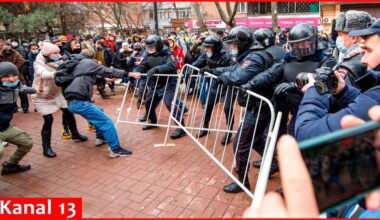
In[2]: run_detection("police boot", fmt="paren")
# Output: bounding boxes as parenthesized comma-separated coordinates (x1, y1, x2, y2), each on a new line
(139, 114, 148, 122)
(170, 128, 186, 139)
(41, 131, 56, 158)
(196, 129, 209, 138)
(223, 172, 250, 193)
(252, 160, 262, 169)
(221, 132, 232, 145)
(1, 161, 31, 175)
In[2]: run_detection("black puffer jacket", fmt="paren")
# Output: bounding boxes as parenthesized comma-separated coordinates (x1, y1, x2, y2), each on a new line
(64, 54, 125, 101)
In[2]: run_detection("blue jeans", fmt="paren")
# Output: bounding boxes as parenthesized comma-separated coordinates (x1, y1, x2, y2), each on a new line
(67, 100, 120, 150)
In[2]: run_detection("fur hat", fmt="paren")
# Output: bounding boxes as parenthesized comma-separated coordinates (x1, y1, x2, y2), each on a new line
(335, 10, 373, 32)
(41, 42, 60, 56)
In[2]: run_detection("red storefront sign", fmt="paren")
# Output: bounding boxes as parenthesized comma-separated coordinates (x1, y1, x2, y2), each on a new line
(188, 16, 320, 29)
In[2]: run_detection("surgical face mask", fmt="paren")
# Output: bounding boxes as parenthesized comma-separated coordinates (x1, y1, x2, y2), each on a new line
(2, 80, 19, 89)
(230, 50, 238, 57)
(336, 37, 348, 54)
(109, 38, 114, 42)
(3, 50, 12, 55)
(116, 39, 123, 43)
(11, 42, 18, 48)
(31, 49, 39, 55)
(22, 43, 28, 47)
(49, 56, 62, 62)
(206, 51, 213, 58)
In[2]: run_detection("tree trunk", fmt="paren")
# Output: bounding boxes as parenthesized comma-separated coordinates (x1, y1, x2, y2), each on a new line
(192, 3, 207, 32)
(271, 2, 278, 31)
(215, 2, 238, 27)
(58, 3, 68, 34)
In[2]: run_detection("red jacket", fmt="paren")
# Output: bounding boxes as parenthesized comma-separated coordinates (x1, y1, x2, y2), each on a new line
(172, 46, 184, 70)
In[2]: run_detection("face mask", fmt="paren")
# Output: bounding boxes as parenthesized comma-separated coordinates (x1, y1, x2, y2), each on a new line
(336, 37, 348, 54)
(2, 80, 19, 89)
(72, 48, 81, 54)
(3, 50, 12, 55)
(22, 43, 28, 47)
(109, 38, 114, 42)
(61, 41, 67, 46)
(116, 39, 123, 43)
(119, 48, 124, 53)
(49, 56, 62, 62)
(134, 48, 142, 52)
(230, 50, 238, 57)
(31, 49, 39, 55)
(206, 51, 213, 58)
(11, 42, 18, 48)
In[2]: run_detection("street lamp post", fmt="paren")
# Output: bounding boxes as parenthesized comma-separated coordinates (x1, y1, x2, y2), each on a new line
(153, 2, 159, 35)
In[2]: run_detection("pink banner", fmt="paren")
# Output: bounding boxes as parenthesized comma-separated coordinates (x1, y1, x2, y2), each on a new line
(189, 16, 320, 29)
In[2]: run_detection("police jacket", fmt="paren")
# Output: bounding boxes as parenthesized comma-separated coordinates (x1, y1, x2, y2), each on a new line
(0, 85, 35, 131)
(295, 69, 380, 141)
(64, 54, 125, 101)
(335, 51, 366, 88)
(192, 51, 234, 69)
(134, 48, 177, 90)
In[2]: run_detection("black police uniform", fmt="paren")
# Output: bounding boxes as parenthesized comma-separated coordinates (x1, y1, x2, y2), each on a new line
(193, 50, 236, 140)
(134, 46, 186, 139)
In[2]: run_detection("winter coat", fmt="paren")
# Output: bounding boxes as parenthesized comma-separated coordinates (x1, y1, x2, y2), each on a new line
(31, 53, 67, 115)
(172, 46, 185, 71)
(64, 54, 125, 101)
(295, 69, 380, 141)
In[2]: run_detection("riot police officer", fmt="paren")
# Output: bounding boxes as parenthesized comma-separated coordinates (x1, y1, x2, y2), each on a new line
(210, 27, 285, 193)
(273, 22, 336, 137)
(334, 10, 373, 88)
(131, 35, 186, 139)
(192, 35, 236, 143)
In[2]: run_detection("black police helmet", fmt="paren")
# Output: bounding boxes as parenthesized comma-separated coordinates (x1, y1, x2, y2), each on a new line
(288, 22, 317, 58)
(202, 35, 223, 53)
(254, 28, 275, 48)
(145, 35, 163, 53)
(225, 26, 253, 52)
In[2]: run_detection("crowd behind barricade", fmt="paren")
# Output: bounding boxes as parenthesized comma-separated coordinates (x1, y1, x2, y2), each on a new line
(0, 9, 379, 218)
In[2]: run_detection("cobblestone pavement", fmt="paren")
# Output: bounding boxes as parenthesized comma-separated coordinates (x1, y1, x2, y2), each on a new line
(0, 86, 280, 218)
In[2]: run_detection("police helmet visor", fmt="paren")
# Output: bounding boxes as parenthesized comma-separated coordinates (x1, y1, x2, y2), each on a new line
(289, 36, 316, 58)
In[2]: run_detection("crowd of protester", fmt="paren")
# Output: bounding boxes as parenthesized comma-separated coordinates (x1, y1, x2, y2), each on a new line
(0, 9, 379, 217)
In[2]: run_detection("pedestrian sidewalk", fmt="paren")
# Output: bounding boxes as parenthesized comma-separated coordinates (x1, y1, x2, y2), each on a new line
(0, 89, 280, 218)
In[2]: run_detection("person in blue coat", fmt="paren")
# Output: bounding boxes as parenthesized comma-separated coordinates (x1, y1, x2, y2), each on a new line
(296, 19, 380, 141)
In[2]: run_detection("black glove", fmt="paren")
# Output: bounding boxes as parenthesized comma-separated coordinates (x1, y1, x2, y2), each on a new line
(199, 68, 213, 76)
(274, 82, 297, 96)
(147, 67, 159, 81)
(240, 81, 255, 93)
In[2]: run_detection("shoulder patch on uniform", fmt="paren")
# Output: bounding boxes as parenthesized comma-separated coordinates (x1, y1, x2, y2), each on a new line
(242, 60, 252, 68)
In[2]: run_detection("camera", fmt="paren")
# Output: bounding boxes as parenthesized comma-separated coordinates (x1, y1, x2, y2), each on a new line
(295, 67, 338, 94)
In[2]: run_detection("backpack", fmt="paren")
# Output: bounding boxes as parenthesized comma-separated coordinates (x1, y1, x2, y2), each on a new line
(55, 59, 83, 88)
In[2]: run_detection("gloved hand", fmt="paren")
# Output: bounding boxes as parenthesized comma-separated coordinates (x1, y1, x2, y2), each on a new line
(240, 81, 255, 93)
(199, 68, 213, 76)
(147, 67, 159, 81)
(274, 82, 297, 96)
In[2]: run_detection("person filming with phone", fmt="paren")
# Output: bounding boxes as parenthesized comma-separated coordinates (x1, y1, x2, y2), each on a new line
(295, 19, 380, 141)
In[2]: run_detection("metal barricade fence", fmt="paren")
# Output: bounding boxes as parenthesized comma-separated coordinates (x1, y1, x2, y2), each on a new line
(173, 64, 282, 208)
(115, 64, 282, 208)
(115, 73, 182, 147)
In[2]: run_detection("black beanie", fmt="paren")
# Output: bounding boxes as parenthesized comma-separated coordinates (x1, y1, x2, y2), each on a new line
(0, 62, 19, 78)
